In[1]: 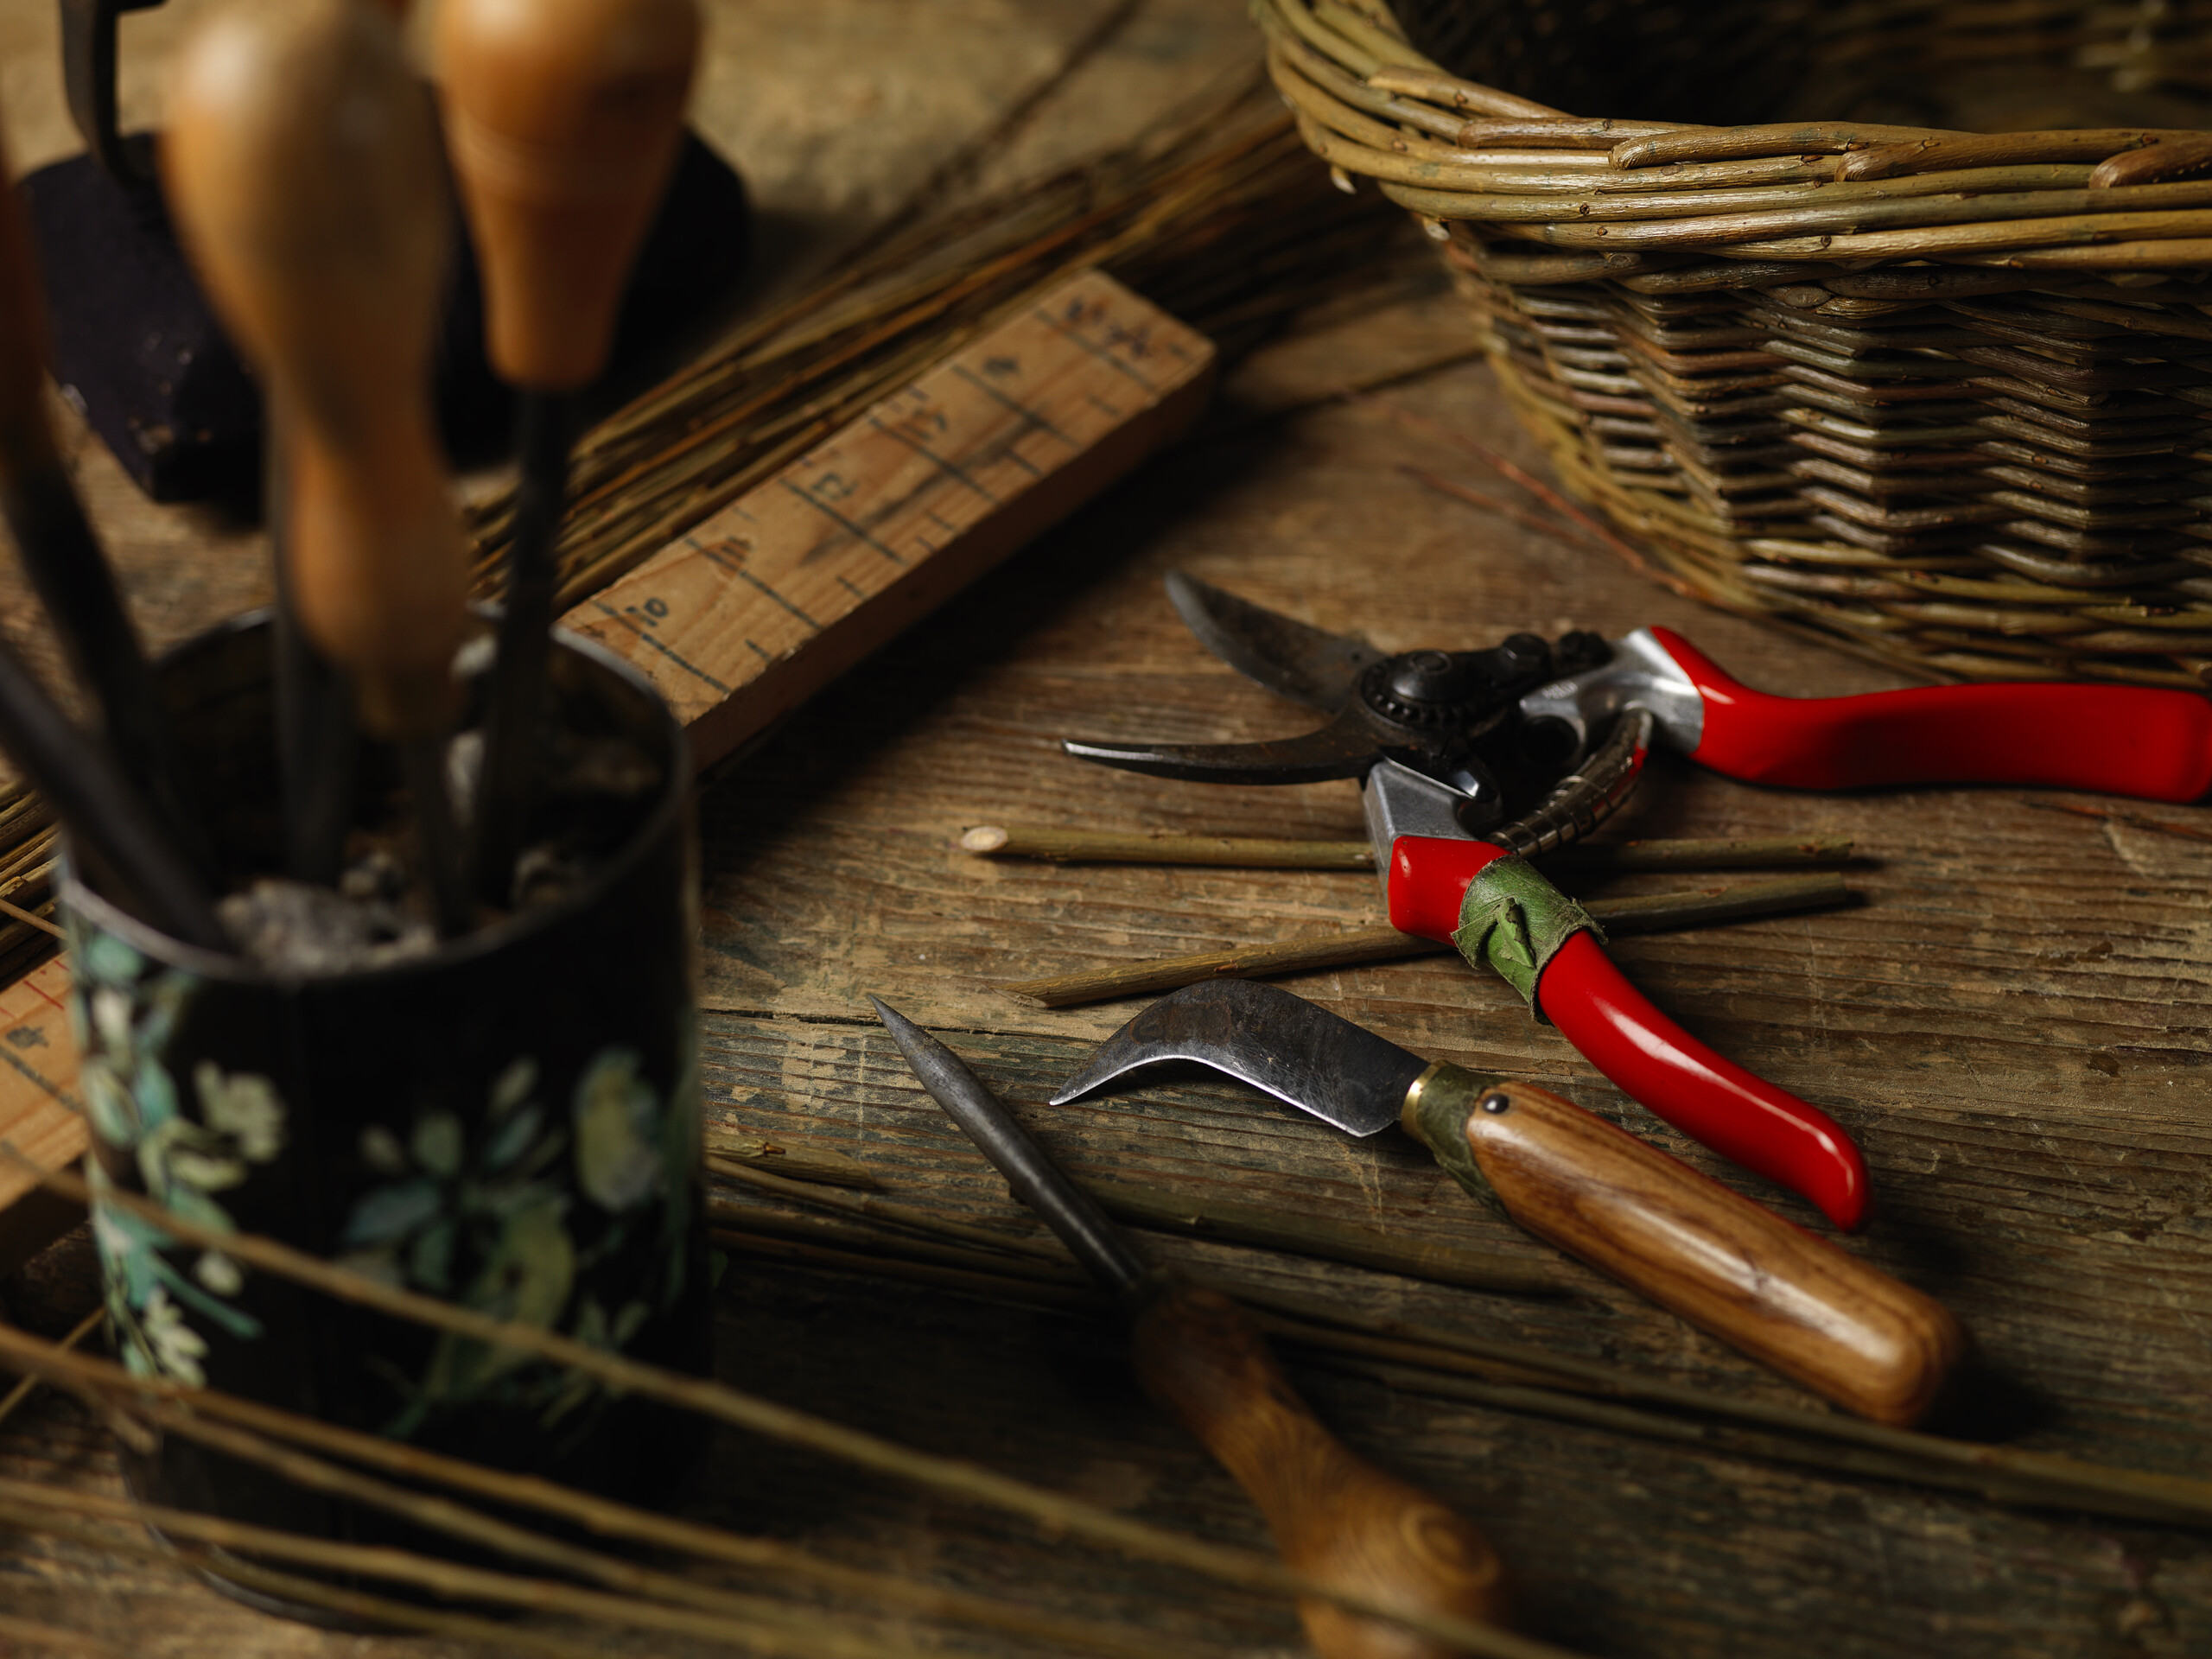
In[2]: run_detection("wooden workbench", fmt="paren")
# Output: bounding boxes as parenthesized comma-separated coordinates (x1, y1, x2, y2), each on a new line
(3, 3, 2210, 1656)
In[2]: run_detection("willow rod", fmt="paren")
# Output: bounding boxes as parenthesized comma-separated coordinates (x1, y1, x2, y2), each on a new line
(0, 1323, 1185, 1659)
(707, 1196, 2212, 1529)
(0, 1475, 926, 1659)
(960, 823, 1853, 870)
(0, 1147, 1575, 1659)
(998, 873, 1850, 1007)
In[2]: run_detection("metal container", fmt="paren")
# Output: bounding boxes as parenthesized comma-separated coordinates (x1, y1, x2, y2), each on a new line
(62, 613, 708, 1605)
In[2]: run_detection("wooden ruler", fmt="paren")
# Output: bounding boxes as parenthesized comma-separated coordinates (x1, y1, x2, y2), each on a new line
(0, 267, 1216, 1267)
(0, 956, 86, 1272)
(563, 267, 1217, 766)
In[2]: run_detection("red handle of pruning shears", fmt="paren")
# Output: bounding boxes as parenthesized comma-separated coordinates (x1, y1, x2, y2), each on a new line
(1390, 835, 1869, 1231)
(1651, 628, 2212, 800)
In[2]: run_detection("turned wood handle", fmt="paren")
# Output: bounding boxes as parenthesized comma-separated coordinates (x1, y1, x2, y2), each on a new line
(1133, 1278, 1510, 1656)
(163, 0, 463, 740)
(435, 0, 700, 390)
(1402, 1066, 1966, 1427)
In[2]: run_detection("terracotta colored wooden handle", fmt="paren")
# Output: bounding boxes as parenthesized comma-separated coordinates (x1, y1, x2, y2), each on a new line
(163, 0, 463, 739)
(435, 0, 700, 390)
(1402, 1066, 1966, 1427)
(1133, 1278, 1510, 1656)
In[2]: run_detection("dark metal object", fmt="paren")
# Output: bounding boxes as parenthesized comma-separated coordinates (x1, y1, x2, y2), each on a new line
(1164, 569, 1382, 712)
(870, 997, 1148, 1301)
(61, 0, 164, 183)
(1486, 708, 1652, 860)
(1064, 571, 1610, 812)
(1050, 980, 1428, 1140)
(0, 632, 223, 951)
(472, 391, 575, 904)
(0, 462, 208, 877)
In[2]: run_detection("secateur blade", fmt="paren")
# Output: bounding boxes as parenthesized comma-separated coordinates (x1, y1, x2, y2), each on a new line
(1164, 570, 1382, 713)
(1059, 702, 1387, 785)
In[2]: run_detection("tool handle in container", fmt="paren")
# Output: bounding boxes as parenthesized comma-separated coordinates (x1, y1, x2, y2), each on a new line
(1133, 1277, 1510, 1657)
(164, 0, 463, 741)
(435, 0, 700, 391)
(1651, 627, 2212, 801)
(1388, 835, 1869, 1230)
(1402, 1068, 1963, 1427)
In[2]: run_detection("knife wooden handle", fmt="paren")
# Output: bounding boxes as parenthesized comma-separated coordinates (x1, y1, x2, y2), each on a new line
(1132, 1277, 1510, 1656)
(1401, 1065, 1965, 1427)
(435, 0, 700, 390)
(165, 0, 464, 741)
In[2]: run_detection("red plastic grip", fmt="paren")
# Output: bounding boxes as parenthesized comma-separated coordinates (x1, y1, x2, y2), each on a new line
(1538, 933, 1868, 1230)
(1388, 834, 1868, 1230)
(1651, 626, 2212, 800)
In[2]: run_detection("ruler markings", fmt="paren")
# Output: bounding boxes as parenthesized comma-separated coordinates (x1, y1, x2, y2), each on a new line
(1030, 307, 1160, 392)
(775, 477, 911, 567)
(866, 414, 1003, 505)
(948, 361, 1077, 446)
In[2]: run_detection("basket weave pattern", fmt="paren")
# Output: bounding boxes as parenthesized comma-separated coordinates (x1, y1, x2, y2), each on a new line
(1260, 0, 2212, 686)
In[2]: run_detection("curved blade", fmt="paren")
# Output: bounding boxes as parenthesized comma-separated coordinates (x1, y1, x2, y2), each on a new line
(1061, 703, 1382, 785)
(1166, 571, 1384, 714)
(1049, 980, 1428, 1138)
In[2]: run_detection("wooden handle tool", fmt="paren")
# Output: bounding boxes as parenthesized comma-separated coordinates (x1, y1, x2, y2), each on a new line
(435, 0, 701, 393)
(1402, 1069, 1966, 1427)
(435, 0, 699, 901)
(1135, 1278, 1513, 1654)
(871, 997, 1510, 1657)
(1057, 979, 1968, 1428)
(163, 0, 465, 746)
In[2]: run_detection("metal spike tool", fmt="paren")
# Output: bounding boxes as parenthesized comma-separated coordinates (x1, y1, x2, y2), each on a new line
(869, 995, 1514, 1659)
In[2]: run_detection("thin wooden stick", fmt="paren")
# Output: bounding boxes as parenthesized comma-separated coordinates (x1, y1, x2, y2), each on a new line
(999, 873, 1850, 1007)
(0, 1611, 126, 1659)
(0, 1148, 1570, 1659)
(0, 894, 62, 940)
(0, 1304, 99, 1429)
(960, 823, 1373, 868)
(0, 1476, 925, 1659)
(714, 1160, 1064, 1260)
(0, 1322, 1184, 1659)
(702, 1125, 883, 1189)
(961, 823, 1856, 873)
(709, 1202, 2212, 1529)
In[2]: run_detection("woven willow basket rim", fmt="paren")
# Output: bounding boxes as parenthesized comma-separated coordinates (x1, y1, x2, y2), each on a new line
(1259, 0, 2212, 689)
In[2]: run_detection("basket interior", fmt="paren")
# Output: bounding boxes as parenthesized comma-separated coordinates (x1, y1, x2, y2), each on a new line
(1389, 1, 2212, 132)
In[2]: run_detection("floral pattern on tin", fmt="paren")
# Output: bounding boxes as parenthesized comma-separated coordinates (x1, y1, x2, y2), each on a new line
(340, 1037, 696, 1439)
(71, 925, 286, 1389)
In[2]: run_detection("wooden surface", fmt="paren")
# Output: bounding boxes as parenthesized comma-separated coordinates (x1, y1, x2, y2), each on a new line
(3, 3, 2212, 1657)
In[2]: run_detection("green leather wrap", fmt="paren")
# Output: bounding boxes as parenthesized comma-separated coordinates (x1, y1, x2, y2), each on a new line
(1452, 854, 1605, 1025)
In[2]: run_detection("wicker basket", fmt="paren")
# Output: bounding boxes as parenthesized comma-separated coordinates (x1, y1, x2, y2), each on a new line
(1259, 0, 2212, 687)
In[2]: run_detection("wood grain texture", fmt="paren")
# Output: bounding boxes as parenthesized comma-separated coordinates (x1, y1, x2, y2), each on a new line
(1403, 1067, 1966, 1427)
(1, 1, 2209, 1654)
(1130, 1275, 1514, 1656)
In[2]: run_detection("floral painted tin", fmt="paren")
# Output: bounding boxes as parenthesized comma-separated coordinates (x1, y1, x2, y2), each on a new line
(62, 613, 709, 1587)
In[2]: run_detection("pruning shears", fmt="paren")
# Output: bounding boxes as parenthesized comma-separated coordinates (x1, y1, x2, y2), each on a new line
(1061, 572, 2212, 1232)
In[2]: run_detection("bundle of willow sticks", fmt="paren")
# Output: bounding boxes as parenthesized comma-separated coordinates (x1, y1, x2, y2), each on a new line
(6, 1147, 2212, 1659)
(1262, 0, 2212, 688)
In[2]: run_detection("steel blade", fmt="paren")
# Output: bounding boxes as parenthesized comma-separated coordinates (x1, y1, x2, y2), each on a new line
(1061, 703, 1381, 785)
(1049, 980, 1428, 1138)
(869, 997, 1149, 1300)
(1166, 570, 1383, 714)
